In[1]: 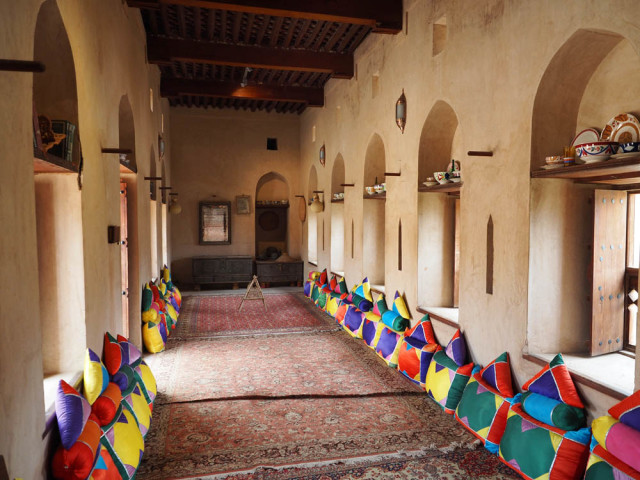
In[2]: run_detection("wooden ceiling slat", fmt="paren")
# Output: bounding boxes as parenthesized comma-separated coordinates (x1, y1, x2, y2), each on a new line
(293, 18, 310, 48)
(266, 69, 278, 84)
(177, 5, 187, 36)
(282, 17, 297, 48)
(243, 13, 255, 43)
(344, 25, 369, 52)
(194, 6, 202, 39)
(147, 37, 353, 77)
(128, 0, 403, 34)
(255, 15, 270, 45)
(302, 20, 324, 49)
(220, 9, 227, 42)
(206, 8, 215, 39)
(310, 21, 334, 50)
(324, 22, 349, 52)
(232, 11, 242, 42)
(160, 4, 173, 35)
(161, 78, 324, 106)
(269, 16, 283, 47)
(148, 10, 160, 34)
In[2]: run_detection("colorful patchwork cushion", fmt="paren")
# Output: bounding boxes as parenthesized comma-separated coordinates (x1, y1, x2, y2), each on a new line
(100, 406, 145, 480)
(116, 335, 142, 367)
(310, 283, 321, 303)
(403, 315, 437, 346)
(522, 353, 584, 408)
(121, 381, 152, 438)
(325, 295, 340, 317)
(303, 280, 313, 297)
(334, 303, 349, 326)
(51, 414, 102, 480)
(91, 382, 122, 427)
(444, 329, 467, 367)
(142, 320, 166, 353)
(83, 349, 109, 405)
(609, 389, 640, 430)
(166, 303, 178, 329)
(329, 275, 338, 292)
(520, 391, 586, 431)
(112, 364, 135, 394)
(477, 352, 514, 398)
(354, 277, 373, 302)
(337, 277, 348, 296)
(374, 326, 405, 368)
(425, 350, 474, 414)
(397, 341, 441, 387)
(55, 380, 92, 450)
(308, 270, 320, 281)
(316, 289, 328, 309)
(103, 333, 130, 376)
(343, 306, 365, 338)
(592, 415, 640, 474)
(350, 293, 372, 312)
(361, 315, 384, 348)
(133, 360, 157, 408)
(498, 403, 591, 480)
(380, 291, 410, 331)
(455, 375, 512, 453)
(584, 436, 640, 480)
(318, 268, 328, 286)
(172, 284, 182, 308)
(141, 283, 153, 311)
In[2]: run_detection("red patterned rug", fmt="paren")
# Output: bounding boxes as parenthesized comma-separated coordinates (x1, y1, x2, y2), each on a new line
(149, 332, 419, 403)
(138, 395, 497, 479)
(172, 293, 337, 338)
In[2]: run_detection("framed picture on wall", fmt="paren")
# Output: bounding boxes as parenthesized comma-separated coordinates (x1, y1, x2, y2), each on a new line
(199, 201, 231, 244)
(236, 195, 251, 215)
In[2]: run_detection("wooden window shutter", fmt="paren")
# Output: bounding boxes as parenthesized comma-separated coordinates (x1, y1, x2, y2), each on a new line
(591, 190, 627, 355)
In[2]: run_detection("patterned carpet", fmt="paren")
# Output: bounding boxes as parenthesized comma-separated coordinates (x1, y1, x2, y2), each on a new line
(139, 293, 521, 479)
(172, 293, 338, 338)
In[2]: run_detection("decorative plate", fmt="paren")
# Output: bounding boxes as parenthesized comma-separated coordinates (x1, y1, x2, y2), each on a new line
(572, 128, 600, 147)
(601, 113, 640, 143)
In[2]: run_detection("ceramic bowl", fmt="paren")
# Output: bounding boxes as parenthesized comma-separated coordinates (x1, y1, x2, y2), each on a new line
(619, 142, 640, 153)
(381, 182, 386, 191)
(434, 171, 450, 184)
(545, 155, 564, 166)
(575, 142, 617, 161)
(374, 184, 383, 193)
(450, 171, 462, 183)
(365, 186, 375, 195)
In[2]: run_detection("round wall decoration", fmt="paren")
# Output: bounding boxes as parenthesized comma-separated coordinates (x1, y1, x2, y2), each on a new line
(298, 196, 306, 222)
(258, 211, 279, 231)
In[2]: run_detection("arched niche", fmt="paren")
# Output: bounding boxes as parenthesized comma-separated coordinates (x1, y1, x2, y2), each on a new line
(417, 101, 460, 308)
(529, 29, 640, 355)
(363, 134, 386, 286)
(530, 29, 624, 170)
(417, 100, 460, 185)
(255, 171, 290, 257)
(307, 165, 319, 264)
(33, 0, 86, 375)
(331, 155, 345, 274)
(119, 95, 136, 171)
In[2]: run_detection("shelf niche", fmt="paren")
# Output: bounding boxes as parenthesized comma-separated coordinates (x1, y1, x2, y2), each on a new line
(331, 154, 345, 274)
(363, 133, 386, 285)
(528, 28, 640, 356)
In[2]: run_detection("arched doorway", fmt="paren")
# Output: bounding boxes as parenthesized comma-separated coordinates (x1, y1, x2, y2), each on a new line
(255, 171, 290, 258)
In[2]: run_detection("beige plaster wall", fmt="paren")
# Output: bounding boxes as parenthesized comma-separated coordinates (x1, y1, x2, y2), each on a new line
(0, 0, 168, 477)
(169, 108, 301, 284)
(299, 0, 640, 416)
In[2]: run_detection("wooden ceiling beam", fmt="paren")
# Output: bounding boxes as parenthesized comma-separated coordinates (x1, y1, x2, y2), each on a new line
(161, 78, 324, 106)
(128, 0, 402, 33)
(147, 36, 353, 78)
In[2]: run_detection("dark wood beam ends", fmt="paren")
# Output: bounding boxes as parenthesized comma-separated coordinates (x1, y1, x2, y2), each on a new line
(147, 37, 353, 78)
(129, 0, 402, 34)
(161, 78, 324, 106)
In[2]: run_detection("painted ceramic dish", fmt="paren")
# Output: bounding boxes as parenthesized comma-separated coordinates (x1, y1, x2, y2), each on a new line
(572, 128, 600, 147)
(575, 141, 617, 162)
(601, 113, 640, 143)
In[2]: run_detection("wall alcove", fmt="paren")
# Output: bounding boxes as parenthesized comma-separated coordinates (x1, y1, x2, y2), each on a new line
(307, 166, 319, 264)
(417, 101, 461, 312)
(118, 95, 139, 342)
(33, 0, 87, 379)
(255, 171, 290, 258)
(528, 28, 640, 357)
(363, 133, 386, 287)
(331, 154, 345, 275)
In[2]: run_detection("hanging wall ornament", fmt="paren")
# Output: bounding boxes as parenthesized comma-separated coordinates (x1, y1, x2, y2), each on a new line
(319, 143, 326, 167)
(396, 89, 407, 133)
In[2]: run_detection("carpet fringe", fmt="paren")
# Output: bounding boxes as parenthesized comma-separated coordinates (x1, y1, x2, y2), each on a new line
(188, 441, 483, 479)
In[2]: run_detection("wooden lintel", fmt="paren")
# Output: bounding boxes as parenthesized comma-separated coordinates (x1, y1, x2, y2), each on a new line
(169, 192, 179, 196)
(144, 176, 163, 180)
(340, 183, 355, 187)
(129, 0, 402, 33)
(468, 151, 493, 156)
(102, 148, 133, 154)
(161, 78, 324, 107)
(0, 59, 45, 72)
(384, 172, 401, 176)
(313, 190, 324, 193)
(148, 37, 353, 78)
(159, 186, 173, 190)
(294, 195, 305, 198)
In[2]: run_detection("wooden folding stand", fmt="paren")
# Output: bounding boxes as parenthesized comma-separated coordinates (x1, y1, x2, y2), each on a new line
(238, 275, 267, 312)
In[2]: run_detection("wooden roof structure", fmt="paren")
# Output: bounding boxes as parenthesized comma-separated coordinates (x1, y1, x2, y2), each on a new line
(127, 0, 402, 113)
